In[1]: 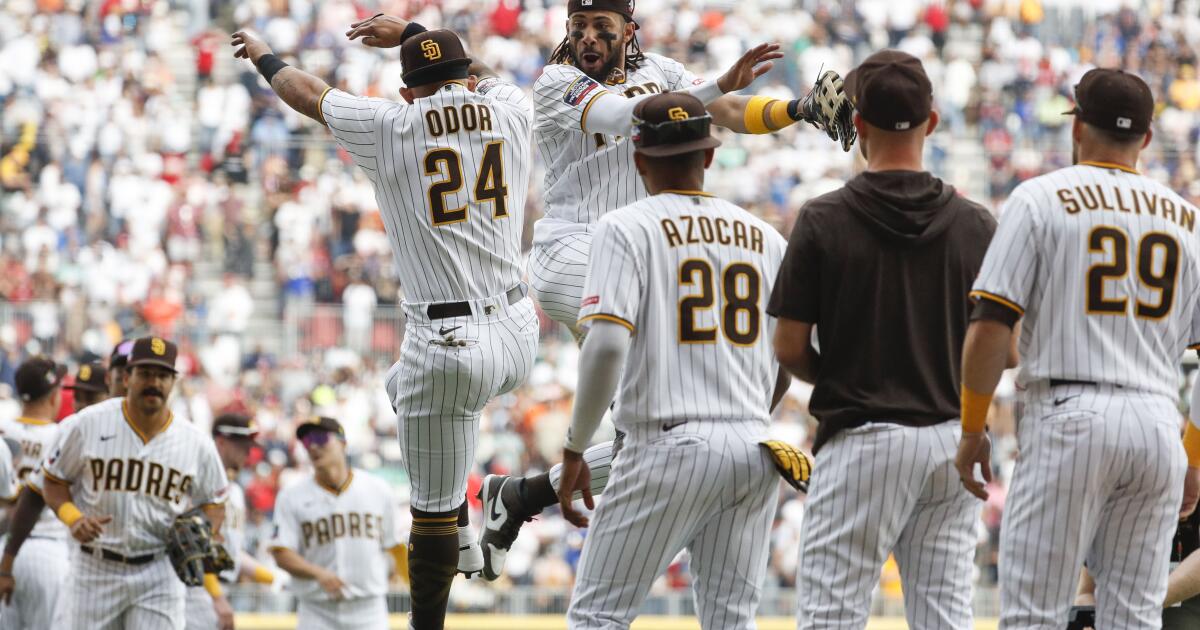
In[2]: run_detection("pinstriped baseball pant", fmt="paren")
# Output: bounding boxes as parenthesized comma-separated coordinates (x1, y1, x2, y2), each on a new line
(0, 537, 68, 630)
(529, 231, 592, 331)
(387, 295, 539, 513)
(795, 422, 980, 630)
(568, 419, 777, 630)
(999, 383, 1186, 630)
(67, 551, 185, 630)
(184, 585, 216, 630)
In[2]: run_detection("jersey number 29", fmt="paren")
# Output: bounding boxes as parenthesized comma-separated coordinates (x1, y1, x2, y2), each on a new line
(1086, 225, 1180, 319)
(678, 260, 761, 345)
(423, 141, 509, 226)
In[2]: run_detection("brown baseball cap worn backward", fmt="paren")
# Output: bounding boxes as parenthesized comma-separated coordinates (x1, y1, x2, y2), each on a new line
(632, 93, 721, 158)
(213, 413, 259, 442)
(66, 361, 109, 394)
(1065, 68, 1154, 136)
(401, 30, 472, 88)
(296, 416, 346, 441)
(14, 356, 66, 402)
(568, 0, 636, 25)
(126, 336, 178, 373)
(844, 49, 933, 132)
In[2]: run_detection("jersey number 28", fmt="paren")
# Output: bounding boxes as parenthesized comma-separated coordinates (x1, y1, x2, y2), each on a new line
(1086, 225, 1180, 319)
(423, 142, 509, 226)
(678, 260, 761, 345)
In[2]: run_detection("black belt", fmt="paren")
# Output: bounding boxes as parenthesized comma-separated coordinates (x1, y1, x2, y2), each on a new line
(80, 545, 156, 565)
(427, 285, 525, 320)
(1050, 379, 1097, 387)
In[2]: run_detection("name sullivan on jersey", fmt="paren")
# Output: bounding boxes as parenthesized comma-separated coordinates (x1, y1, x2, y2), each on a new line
(88, 458, 194, 505)
(1056, 184, 1197, 231)
(661, 215, 765, 254)
(301, 512, 386, 548)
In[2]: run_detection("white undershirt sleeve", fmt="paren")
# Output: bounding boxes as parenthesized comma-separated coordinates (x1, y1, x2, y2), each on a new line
(565, 321, 632, 453)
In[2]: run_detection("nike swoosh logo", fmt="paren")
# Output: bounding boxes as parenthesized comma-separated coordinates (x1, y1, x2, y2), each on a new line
(1054, 395, 1079, 407)
(662, 420, 686, 432)
(100, 435, 116, 441)
(439, 325, 462, 336)
(487, 483, 507, 527)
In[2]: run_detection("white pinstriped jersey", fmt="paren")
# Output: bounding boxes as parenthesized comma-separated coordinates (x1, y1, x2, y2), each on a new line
(0, 440, 14, 501)
(42, 398, 228, 554)
(973, 163, 1200, 397)
(0, 417, 66, 539)
(319, 78, 531, 304)
(219, 481, 246, 582)
(269, 470, 399, 601)
(578, 192, 787, 425)
(532, 54, 703, 244)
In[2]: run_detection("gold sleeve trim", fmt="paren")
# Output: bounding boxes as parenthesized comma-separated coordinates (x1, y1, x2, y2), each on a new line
(316, 87, 334, 126)
(580, 91, 612, 133)
(578, 313, 636, 333)
(969, 290, 1025, 316)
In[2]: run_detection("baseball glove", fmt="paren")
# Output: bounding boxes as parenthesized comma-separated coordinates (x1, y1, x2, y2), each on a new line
(166, 508, 234, 586)
(795, 70, 856, 152)
(759, 440, 814, 493)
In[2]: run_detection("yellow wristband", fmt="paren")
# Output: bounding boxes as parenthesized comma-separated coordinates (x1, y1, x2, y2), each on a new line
(251, 565, 275, 585)
(204, 573, 223, 598)
(56, 502, 83, 527)
(744, 95, 773, 134)
(1184, 423, 1200, 468)
(961, 384, 994, 433)
(768, 99, 795, 129)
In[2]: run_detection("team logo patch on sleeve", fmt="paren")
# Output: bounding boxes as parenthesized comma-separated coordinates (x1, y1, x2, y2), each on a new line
(564, 76, 601, 106)
(582, 295, 600, 307)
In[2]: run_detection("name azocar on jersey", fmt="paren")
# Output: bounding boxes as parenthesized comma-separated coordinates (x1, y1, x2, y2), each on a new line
(88, 458, 195, 505)
(661, 214, 766, 254)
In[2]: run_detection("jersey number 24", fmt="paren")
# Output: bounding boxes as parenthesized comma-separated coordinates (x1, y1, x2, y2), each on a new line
(423, 141, 509, 226)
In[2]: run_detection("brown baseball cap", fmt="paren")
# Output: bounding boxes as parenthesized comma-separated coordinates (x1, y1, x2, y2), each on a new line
(109, 338, 134, 370)
(400, 29, 472, 88)
(568, 0, 637, 26)
(1065, 68, 1154, 136)
(213, 413, 259, 442)
(844, 50, 933, 132)
(126, 336, 178, 373)
(296, 416, 346, 441)
(631, 93, 721, 157)
(14, 356, 66, 402)
(66, 361, 108, 394)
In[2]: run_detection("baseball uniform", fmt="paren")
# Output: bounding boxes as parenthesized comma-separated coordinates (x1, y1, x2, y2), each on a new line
(41, 397, 229, 630)
(320, 74, 538, 515)
(529, 54, 704, 329)
(0, 416, 68, 630)
(567, 190, 787, 629)
(184, 481, 246, 630)
(268, 469, 399, 629)
(973, 161, 1200, 628)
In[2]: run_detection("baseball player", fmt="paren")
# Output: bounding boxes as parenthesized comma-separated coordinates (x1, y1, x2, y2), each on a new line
(0, 356, 69, 630)
(233, 20, 537, 628)
(477, 0, 854, 582)
(554, 92, 800, 630)
(184, 413, 270, 630)
(269, 417, 403, 630)
(956, 68, 1200, 629)
(40, 336, 229, 630)
(66, 361, 109, 413)
(106, 339, 133, 398)
(0, 350, 123, 623)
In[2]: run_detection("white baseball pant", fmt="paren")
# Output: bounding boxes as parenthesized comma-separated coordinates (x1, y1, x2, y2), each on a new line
(529, 230, 592, 331)
(184, 585, 216, 630)
(795, 421, 980, 630)
(999, 382, 1186, 630)
(67, 550, 185, 630)
(296, 595, 388, 629)
(0, 537, 68, 630)
(388, 292, 539, 512)
(568, 419, 777, 630)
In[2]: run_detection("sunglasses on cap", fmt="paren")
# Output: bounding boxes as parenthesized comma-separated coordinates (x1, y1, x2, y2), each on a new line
(632, 115, 713, 146)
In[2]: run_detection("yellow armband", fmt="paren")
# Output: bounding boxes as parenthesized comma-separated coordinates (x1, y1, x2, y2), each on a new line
(251, 565, 275, 585)
(961, 384, 994, 434)
(744, 96, 797, 134)
(56, 502, 83, 527)
(1184, 422, 1200, 468)
(203, 573, 223, 598)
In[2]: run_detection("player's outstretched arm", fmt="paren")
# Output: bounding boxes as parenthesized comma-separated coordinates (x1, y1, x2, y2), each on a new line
(707, 70, 855, 151)
(232, 30, 331, 124)
(558, 321, 632, 528)
(346, 14, 498, 80)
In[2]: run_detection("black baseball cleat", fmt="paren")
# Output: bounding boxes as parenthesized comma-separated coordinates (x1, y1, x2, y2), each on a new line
(477, 474, 533, 581)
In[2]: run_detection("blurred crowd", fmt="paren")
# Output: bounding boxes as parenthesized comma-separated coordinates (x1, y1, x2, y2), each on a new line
(2, 0, 1200, 606)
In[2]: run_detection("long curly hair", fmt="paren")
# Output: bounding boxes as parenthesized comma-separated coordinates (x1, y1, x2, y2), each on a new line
(547, 20, 646, 73)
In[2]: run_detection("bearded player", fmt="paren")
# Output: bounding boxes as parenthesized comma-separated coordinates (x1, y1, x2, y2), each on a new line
(477, 0, 854, 582)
